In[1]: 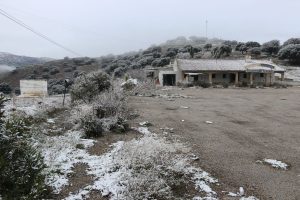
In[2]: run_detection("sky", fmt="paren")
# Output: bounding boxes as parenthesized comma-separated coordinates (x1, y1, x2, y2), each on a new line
(0, 0, 300, 59)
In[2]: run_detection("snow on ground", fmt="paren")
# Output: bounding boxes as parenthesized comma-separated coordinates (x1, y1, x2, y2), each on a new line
(257, 159, 289, 170)
(4, 95, 67, 116)
(46, 127, 220, 200)
(37, 131, 94, 193)
(284, 66, 300, 82)
(240, 196, 259, 200)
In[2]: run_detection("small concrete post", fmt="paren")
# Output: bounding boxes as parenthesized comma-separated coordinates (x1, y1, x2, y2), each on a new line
(208, 73, 212, 85)
(250, 73, 253, 85)
(235, 72, 239, 85)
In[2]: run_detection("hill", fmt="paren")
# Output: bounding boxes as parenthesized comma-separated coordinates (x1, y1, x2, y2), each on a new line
(0, 52, 52, 68)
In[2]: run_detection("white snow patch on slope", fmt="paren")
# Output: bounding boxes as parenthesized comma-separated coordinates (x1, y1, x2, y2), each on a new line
(38, 131, 94, 193)
(240, 196, 259, 200)
(263, 159, 288, 170)
(63, 127, 218, 200)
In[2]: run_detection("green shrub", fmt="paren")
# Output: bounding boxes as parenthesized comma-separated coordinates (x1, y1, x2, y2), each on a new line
(70, 71, 111, 103)
(81, 115, 104, 138)
(0, 96, 49, 199)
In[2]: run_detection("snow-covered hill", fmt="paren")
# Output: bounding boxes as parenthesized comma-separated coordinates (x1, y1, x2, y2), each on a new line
(0, 52, 53, 68)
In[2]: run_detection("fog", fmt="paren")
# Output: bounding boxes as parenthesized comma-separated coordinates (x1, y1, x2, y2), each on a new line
(0, 0, 299, 58)
(0, 65, 15, 72)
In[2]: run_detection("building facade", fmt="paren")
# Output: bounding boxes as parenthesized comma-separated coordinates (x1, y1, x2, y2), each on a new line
(147, 59, 285, 87)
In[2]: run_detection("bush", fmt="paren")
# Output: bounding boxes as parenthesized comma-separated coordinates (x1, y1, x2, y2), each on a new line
(64, 67, 73, 72)
(70, 71, 111, 103)
(0, 83, 12, 94)
(0, 96, 48, 199)
(196, 81, 211, 88)
(42, 73, 50, 79)
(49, 67, 59, 75)
(249, 47, 261, 56)
(222, 82, 229, 88)
(72, 86, 129, 138)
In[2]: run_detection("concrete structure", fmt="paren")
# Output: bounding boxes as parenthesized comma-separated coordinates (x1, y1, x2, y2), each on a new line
(147, 59, 285, 87)
(20, 80, 48, 97)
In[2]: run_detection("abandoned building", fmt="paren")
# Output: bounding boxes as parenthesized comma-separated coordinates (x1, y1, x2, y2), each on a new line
(146, 59, 286, 86)
(20, 80, 48, 97)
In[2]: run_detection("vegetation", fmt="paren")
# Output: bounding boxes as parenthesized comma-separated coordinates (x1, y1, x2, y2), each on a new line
(278, 44, 300, 64)
(70, 71, 129, 138)
(262, 40, 280, 55)
(0, 95, 48, 199)
(70, 71, 111, 103)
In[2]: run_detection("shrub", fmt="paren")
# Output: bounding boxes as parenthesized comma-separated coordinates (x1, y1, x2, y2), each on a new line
(70, 71, 111, 103)
(49, 67, 59, 75)
(222, 82, 229, 88)
(42, 67, 50, 72)
(72, 88, 129, 137)
(64, 67, 73, 72)
(194, 81, 211, 88)
(42, 73, 50, 79)
(0, 97, 48, 199)
(0, 83, 12, 94)
(249, 47, 262, 56)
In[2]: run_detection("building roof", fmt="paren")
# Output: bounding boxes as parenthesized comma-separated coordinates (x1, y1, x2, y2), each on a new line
(176, 59, 285, 72)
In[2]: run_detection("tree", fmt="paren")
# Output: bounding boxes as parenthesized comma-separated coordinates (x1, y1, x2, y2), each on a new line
(248, 47, 262, 56)
(245, 41, 261, 48)
(261, 40, 280, 55)
(212, 45, 232, 58)
(204, 43, 212, 51)
(235, 42, 244, 51)
(70, 71, 111, 103)
(282, 38, 300, 47)
(0, 83, 12, 94)
(223, 40, 238, 47)
(187, 46, 195, 58)
(278, 44, 300, 64)
(0, 95, 48, 199)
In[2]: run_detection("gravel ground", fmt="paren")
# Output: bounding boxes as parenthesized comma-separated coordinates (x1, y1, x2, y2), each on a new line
(130, 87, 300, 200)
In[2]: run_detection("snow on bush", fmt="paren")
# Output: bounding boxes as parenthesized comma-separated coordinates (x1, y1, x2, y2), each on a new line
(70, 70, 111, 103)
(71, 89, 129, 137)
(62, 127, 218, 200)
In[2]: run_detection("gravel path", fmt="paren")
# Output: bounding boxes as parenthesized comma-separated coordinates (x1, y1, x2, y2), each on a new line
(130, 87, 300, 200)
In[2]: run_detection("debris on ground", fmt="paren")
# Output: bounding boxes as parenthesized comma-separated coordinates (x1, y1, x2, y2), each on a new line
(205, 121, 213, 124)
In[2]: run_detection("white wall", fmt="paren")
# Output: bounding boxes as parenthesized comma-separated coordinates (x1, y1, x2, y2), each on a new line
(20, 80, 48, 97)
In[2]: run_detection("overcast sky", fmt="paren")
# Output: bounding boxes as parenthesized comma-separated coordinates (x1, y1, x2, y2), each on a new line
(0, 0, 299, 58)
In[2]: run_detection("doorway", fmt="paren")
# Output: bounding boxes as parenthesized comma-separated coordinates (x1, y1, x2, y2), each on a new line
(163, 74, 176, 86)
(229, 73, 236, 83)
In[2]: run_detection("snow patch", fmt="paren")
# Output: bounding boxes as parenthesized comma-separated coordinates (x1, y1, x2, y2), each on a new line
(121, 78, 137, 86)
(38, 131, 94, 193)
(63, 128, 218, 199)
(257, 159, 289, 170)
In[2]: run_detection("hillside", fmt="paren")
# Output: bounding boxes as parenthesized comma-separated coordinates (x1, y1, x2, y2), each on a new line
(0, 52, 52, 68)
(1, 36, 300, 95)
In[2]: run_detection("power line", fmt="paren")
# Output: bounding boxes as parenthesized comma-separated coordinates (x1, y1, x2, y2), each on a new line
(0, 7, 81, 56)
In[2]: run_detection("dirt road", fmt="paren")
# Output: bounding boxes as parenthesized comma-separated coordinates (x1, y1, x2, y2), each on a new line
(130, 87, 300, 200)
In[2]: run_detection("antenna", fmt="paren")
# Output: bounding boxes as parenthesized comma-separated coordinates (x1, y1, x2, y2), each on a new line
(205, 20, 208, 39)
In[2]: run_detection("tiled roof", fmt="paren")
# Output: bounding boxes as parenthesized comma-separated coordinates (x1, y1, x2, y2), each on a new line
(176, 59, 285, 72)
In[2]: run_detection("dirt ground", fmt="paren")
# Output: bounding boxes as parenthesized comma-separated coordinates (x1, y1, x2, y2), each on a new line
(129, 87, 300, 200)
